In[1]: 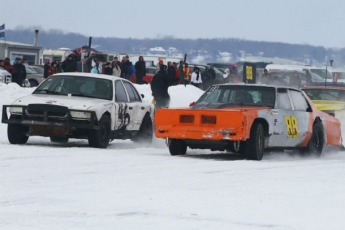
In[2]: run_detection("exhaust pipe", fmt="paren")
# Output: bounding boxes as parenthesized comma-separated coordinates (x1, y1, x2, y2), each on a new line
(34, 29, 39, 46)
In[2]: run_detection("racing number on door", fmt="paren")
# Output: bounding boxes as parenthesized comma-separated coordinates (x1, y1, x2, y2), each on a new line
(285, 116, 299, 138)
(246, 66, 253, 80)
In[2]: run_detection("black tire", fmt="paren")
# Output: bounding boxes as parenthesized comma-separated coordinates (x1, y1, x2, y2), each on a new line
(29, 79, 38, 87)
(132, 114, 153, 144)
(245, 123, 265, 160)
(302, 123, 324, 157)
(50, 137, 69, 143)
(88, 115, 111, 148)
(169, 139, 187, 156)
(7, 123, 29, 144)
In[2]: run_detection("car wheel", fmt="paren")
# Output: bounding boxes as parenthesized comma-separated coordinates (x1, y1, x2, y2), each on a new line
(29, 79, 38, 87)
(7, 117, 29, 144)
(132, 114, 153, 144)
(301, 123, 324, 157)
(245, 123, 265, 160)
(50, 137, 69, 143)
(168, 139, 187, 156)
(88, 115, 111, 148)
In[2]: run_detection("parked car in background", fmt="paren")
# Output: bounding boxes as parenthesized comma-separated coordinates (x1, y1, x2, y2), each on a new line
(25, 66, 45, 87)
(29, 65, 44, 75)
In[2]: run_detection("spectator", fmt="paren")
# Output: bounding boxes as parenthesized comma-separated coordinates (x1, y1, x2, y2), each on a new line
(85, 53, 96, 73)
(112, 56, 121, 67)
(121, 55, 132, 79)
(61, 54, 78, 72)
(91, 60, 100, 74)
(183, 63, 190, 84)
(12, 58, 27, 86)
(0, 60, 5, 70)
(49, 61, 61, 76)
(103, 62, 113, 75)
(167, 61, 176, 85)
(4, 57, 14, 74)
(135, 56, 146, 84)
(190, 67, 203, 88)
(112, 60, 121, 77)
(151, 65, 171, 109)
(260, 69, 270, 84)
(43, 60, 51, 78)
(229, 63, 238, 75)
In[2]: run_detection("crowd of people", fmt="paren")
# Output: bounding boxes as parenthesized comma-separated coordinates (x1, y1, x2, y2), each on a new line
(0, 57, 27, 86)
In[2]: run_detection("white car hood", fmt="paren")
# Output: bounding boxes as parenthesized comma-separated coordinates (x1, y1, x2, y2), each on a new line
(12, 94, 109, 110)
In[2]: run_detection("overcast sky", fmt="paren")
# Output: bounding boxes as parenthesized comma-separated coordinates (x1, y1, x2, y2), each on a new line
(1, 0, 344, 48)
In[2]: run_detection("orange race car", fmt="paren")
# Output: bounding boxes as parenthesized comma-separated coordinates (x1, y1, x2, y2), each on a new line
(154, 84, 342, 160)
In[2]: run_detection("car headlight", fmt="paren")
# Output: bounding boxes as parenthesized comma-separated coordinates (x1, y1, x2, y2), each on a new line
(9, 107, 23, 114)
(70, 111, 91, 119)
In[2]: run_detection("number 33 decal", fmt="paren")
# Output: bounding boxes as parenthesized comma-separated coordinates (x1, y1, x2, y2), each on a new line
(285, 116, 299, 138)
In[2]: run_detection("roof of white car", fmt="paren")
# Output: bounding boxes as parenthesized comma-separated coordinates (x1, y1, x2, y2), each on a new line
(53, 72, 122, 81)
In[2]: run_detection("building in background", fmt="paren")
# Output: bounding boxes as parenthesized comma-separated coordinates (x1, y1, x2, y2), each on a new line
(0, 40, 41, 65)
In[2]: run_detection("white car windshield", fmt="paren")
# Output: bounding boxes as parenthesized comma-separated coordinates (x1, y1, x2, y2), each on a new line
(33, 75, 113, 100)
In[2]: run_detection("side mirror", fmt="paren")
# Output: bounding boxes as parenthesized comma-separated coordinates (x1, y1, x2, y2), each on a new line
(189, 102, 196, 107)
(141, 94, 145, 98)
(306, 107, 312, 112)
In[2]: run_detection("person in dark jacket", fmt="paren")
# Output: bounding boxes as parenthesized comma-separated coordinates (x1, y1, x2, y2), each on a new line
(121, 55, 132, 80)
(12, 58, 27, 86)
(134, 56, 146, 84)
(167, 61, 176, 85)
(61, 54, 78, 72)
(103, 62, 113, 75)
(4, 57, 14, 74)
(151, 65, 171, 109)
(43, 60, 51, 78)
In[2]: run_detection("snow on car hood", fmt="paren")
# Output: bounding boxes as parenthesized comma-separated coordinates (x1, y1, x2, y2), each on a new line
(11, 94, 110, 110)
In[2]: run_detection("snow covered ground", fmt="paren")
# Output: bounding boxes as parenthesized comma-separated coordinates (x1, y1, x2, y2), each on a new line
(0, 83, 345, 230)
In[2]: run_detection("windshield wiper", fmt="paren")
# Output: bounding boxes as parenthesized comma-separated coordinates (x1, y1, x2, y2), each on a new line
(33, 89, 62, 95)
(69, 93, 100, 99)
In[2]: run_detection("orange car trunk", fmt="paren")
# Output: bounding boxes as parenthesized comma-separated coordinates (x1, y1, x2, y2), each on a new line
(154, 108, 254, 141)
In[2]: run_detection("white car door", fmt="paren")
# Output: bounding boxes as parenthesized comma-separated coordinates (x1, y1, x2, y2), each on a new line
(267, 88, 296, 147)
(114, 80, 135, 131)
(122, 81, 144, 130)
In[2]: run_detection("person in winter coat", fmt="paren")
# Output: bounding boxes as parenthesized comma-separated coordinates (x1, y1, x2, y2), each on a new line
(12, 58, 27, 86)
(4, 58, 14, 74)
(103, 62, 113, 75)
(190, 67, 203, 88)
(61, 54, 78, 72)
(121, 55, 132, 79)
(91, 62, 99, 74)
(85, 53, 96, 73)
(151, 65, 171, 109)
(112, 60, 121, 77)
(167, 61, 176, 85)
(43, 60, 51, 78)
(0, 60, 5, 70)
(134, 56, 146, 84)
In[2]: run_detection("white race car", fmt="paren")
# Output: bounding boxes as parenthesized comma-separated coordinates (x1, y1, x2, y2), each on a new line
(1, 73, 154, 148)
